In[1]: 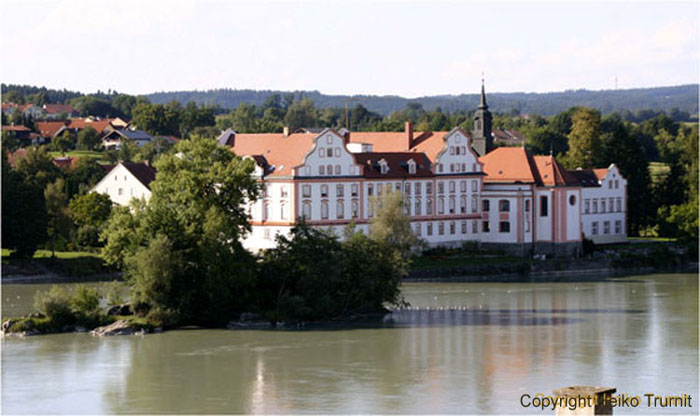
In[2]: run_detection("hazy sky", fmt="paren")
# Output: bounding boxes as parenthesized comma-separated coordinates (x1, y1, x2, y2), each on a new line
(1, 0, 697, 97)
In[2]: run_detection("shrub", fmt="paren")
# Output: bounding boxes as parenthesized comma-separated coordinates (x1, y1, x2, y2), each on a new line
(145, 306, 179, 328)
(105, 281, 124, 307)
(33, 286, 74, 326)
(71, 285, 100, 316)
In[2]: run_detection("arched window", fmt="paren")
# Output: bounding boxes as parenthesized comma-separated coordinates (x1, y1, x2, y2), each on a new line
(415, 198, 421, 215)
(302, 202, 311, 219)
(448, 196, 455, 214)
(263, 202, 270, 221)
(438, 197, 445, 214)
(336, 200, 344, 219)
(280, 202, 288, 220)
(321, 201, 329, 219)
(427, 198, 433, 215)
(471, 195, 478, 213)
(351, 200, 359, 218)
(460, 195, 467, 214)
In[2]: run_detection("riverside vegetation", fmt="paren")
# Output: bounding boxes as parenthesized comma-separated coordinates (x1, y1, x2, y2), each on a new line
(3, 138, 420, 335)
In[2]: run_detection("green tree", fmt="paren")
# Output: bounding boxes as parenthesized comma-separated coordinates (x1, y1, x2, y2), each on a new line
(284, 98, 318, 131)
(562, 107, 602, 169)
(369, 189, 423, 259)
(102, 137, 260, 324)
(65, 158, 106, 197)
(69, 192, 112, 228)
(2, 153, 47, 257)
(44, 178, 70, 256)
(77, 126, 100, 150)
(14, 146, 62, 189)
(52, 131, 74, 154)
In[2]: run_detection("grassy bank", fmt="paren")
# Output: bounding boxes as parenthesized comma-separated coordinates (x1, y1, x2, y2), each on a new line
(2, 249, 114, 278)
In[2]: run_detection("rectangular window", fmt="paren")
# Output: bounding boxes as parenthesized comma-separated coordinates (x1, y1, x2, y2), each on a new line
(319, 166, 325, 175)
(415, 199, 421, 215)
(264, 228, 271, 240)
(334, 147, 340, 157)
(499, 200, 510, 212)
(438, 222, 444, 235)
(336, 184, 344, 197)
(601, 201, 606, 213)
(427, 223, 433, 236)
(593, 199, 598, 213)
(351, 184, 358, 197)
(616, 198, 622, 212)
(426, 182, 433, 195)
(615, 220, 622, 234)
(609, 198, 614, 212)
(302, 185, 311, 198)
(483, 199, 490, 212)
(499, 221, 510, 233)
(525, 199, 531, 212)
(404, 183, 411, 195)
(603, 221, 610, 234)
(415, 223, 421, 236)
(592, 221, 599, 235)
(482, 221, 490, 233)
(438, 182, 444, 194)
(461, 220, 467, 234)
(335, 165, 341, 175)
(471, 180, 478, 193)
(321, 185, 328, 198)
(472, 220, 478, 234)
(415, 182, 421, 195)
(368, 184, 374, 196)
(460, 180, 466, 192)
(449, 221, 455, 235)
(584, 199, 590, 214)
(471, 195, 477, 213)
(540, 196, 548, 217)
(118, 188, 123, 195)
(609, 181, 613, 189)
(449, 181, 455, 193)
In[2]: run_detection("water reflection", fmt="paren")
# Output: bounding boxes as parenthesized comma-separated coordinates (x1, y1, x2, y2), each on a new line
(2, 274, 697, 414)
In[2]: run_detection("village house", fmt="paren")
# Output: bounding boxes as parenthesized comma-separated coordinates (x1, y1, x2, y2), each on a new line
(91, 161, 156, 205)
(101, 128, 153, 149)
(42, 104, 78, 119)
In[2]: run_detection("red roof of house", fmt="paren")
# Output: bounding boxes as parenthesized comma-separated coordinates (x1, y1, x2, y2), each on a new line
(593, 168, 608, 181)
(36, 121, 68, 138)
(479, 147, 540, 184)
(533, 155, 579, 186)
(52, 156, 80, 170)
(44, 104, 75, 114)
(230, 128, 451, 178)
(2, 125, 31, 132)
(67, 118, 114, 134)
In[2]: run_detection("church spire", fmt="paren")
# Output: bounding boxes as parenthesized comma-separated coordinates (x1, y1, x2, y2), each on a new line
(479, 76, 488, 109)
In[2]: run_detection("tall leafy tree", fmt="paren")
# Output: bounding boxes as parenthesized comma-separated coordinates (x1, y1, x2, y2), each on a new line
(77, 126, 100, 150)
(44, 178, 70, 256)
(563, 107, 602, 169)
(14, 146, 62, 189)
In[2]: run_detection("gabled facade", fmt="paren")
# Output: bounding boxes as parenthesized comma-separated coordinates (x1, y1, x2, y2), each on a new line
(101, 128, 153, 149)
(569, 164, 627, 244)
(91, 162, 156, 206)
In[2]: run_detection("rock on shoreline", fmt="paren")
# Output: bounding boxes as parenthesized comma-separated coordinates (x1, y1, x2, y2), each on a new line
(91, 320, 143, 336)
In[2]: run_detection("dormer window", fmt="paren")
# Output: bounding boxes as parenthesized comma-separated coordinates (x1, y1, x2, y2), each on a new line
(408, 159, 416, 174)
(379, 159, 389, 174)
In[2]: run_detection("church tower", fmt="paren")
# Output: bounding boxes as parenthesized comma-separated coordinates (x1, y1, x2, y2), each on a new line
(471, 79, 493, 156)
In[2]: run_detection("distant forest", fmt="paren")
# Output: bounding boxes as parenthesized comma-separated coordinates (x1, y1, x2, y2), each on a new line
(2, 83, 698, 119)
(145, 84, 699, 118)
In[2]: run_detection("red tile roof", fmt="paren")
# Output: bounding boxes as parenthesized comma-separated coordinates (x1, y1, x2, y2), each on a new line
(36, 121, 68, 138)
(44, 104, 75, 114)
(2, 125, 31, 132)
(67, 118, 115, 134)
(52, 156, 80, 170)
(593, 168, 608, 181)
(479, 147, 540, 184)
(6, 149, 27, 167)
(533, 155, 580, 186)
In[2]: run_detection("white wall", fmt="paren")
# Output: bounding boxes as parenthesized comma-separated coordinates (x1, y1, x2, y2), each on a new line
(92, 164, 151, 206)
(580, 167, 627, 244)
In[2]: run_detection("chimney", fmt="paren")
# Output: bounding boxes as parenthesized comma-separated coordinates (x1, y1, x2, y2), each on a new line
(405, 121, 413, 150)
(283, 126, 289, 137)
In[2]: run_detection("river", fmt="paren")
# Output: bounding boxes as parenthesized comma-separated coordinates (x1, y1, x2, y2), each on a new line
(2, 274, 697, 414)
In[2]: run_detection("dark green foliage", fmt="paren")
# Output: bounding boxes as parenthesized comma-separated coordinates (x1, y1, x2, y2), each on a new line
(77, 126, 100, 150)
(2, 153, 47, 257)
(51, 131, 74, 153)
(257, 222, 405, 322)
(33, 286, 74, 327)
(65, 158, 106, 197)
(69, 192, 112, 228)
(582, 236, 595, 257)
(13, 146, 62, 189)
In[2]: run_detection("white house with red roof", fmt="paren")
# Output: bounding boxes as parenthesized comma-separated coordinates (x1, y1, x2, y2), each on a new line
(91, 162, 156, 206)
